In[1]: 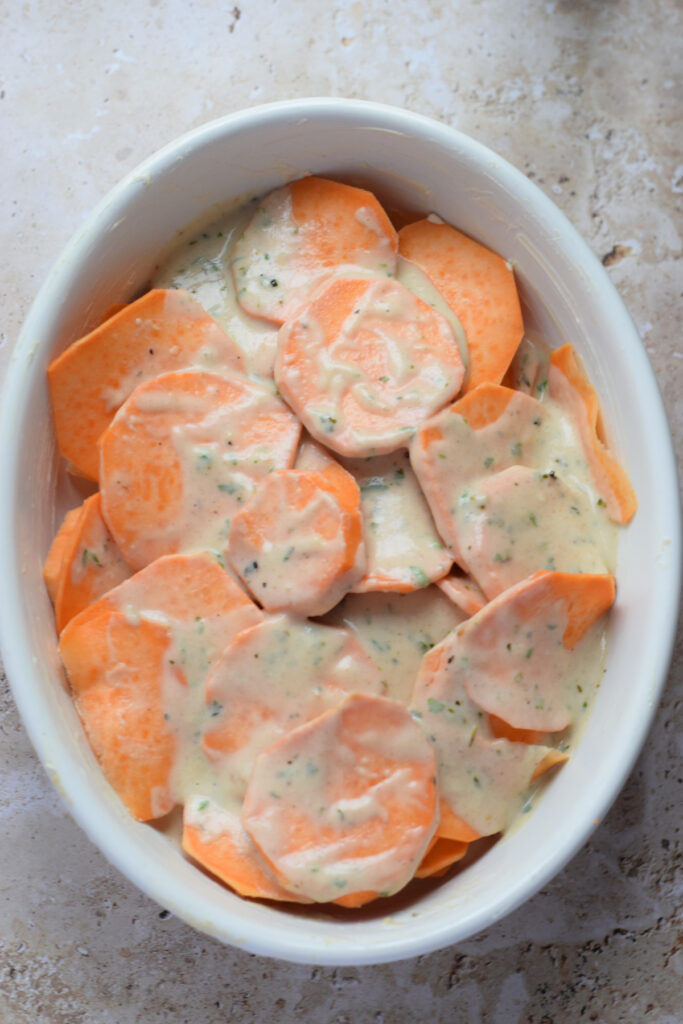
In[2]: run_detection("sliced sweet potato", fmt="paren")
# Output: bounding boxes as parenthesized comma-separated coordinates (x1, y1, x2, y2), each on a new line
(456, 570, 616, 732)
(242, 693, 439, 903)
(59, 552, 261, 820)
(275, 276, 464, 457)
(226, 467, 365, 616)
(43, 505, 85, 603)
(398, 218, 523, 392)
(232, 176, 398, 324)
(549, 344, 637, 523)
(48, 289, 245, 480)
(52, 493, 133, 633)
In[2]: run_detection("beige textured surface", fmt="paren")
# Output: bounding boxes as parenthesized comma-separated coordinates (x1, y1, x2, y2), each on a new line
(1, 0, 681, 1020)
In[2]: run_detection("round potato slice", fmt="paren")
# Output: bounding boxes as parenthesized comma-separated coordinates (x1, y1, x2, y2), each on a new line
(275, 277, 465, 458)
(227, 467, 365, 616)
(232, 176, 398, 324)
(99, 368, 301, 570)
(242, 692, 439, 903)
(203, 614, 386, 803)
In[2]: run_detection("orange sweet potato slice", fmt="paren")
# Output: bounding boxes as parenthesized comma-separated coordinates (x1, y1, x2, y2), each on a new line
(51, 493, 133, 633)
(415, 837, 469, 879)
(275, 276, 464, 458)
(202, 614, 385, 802)
(451, 465, 610, 600)
(410, 634, 565, 837)
(437, 801, 483, 843)
(398, 218, 523, 392)
(182, 795, 309, 903)
(489, 713, 544, 746)
(549, 344, 637, 523)
(456, 571, 616, 732)
(99, 368, 300, 570)
(43, 505, 85, 603)
(242, 693, 438, 902)
(410, 385, 549, 561)
(232, 176, 398, 324)
(48, 289, 245, 481)
(59, 552, 261, 820)
(226, 467, 365, 616)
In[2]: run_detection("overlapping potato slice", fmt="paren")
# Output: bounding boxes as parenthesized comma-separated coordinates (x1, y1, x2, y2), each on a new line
(242, 693, 439, 902)
(47, 493, 133, 633)
(549, 344, 637, 523)
(227, 467, 365, 616)
(202, 614, 385, 803)
(232, 176, 398, 324)
(48, 289, 245, 480)
(99, 369, 300, 570)
(275, 277, 464, 457)
(59, 553, 262, 820)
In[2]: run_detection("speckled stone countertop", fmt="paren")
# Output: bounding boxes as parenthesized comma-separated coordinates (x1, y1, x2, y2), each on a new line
(2, 1, 681, 1021)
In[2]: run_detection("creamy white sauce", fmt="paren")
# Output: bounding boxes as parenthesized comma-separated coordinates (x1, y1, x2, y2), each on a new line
(323, 586, 466, 704)
(153, 206, 280, 378)
(410, 641, 556, 836)
(338, 450, 452, 592)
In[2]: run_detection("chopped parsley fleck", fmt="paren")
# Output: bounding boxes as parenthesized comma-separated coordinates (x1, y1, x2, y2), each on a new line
(409, 566, 430, 587)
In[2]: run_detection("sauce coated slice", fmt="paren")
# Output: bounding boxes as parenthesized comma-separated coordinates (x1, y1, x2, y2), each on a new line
(232, 176, 398, 324)
(452, 465, 610, 599)
(227, 467, 365, 616)
(398, 218, 523, 392)
(436, 573, 487, 617)
(242, 693, 439, 902)
(183, 795, 309, 902)
(452, 571, 616, 733)
(410, 634, 562, 837)
(51, 492, 133, 633)
(43, 505, 86, 603)
(549, 344, 637, 524)
(48, 289, 245, 480)
(341, 450, 453, 593)
(410, 383, 607, 565)
(99, 368, 301, 570)
(202, 614, 386, 803)
(58, 553, 261, 821)
(275, 277, 465, 458)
